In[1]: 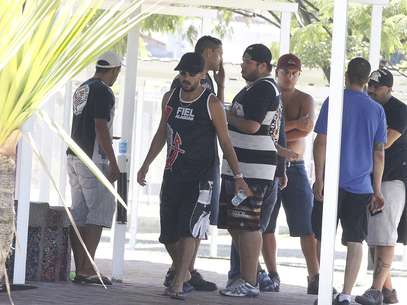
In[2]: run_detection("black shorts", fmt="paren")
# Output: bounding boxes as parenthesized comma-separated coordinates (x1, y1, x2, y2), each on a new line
(159, 176, 213, 244)
(311, 188, 371, 245)
(218, 178, 274, 231)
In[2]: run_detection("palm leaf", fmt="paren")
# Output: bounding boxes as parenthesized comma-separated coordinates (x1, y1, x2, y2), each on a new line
(0, 0, 161, 146)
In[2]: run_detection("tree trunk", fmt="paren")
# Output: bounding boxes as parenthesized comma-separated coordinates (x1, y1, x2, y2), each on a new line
(0, 154, 15, 281)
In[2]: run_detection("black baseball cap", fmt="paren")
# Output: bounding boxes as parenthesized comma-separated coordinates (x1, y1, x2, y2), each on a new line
(368, 69, 393, 87)
(243, 44, 272, 65)
(174, 52, 205, 74)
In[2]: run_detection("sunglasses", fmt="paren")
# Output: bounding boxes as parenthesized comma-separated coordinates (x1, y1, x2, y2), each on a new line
(180, 71, 199, 77)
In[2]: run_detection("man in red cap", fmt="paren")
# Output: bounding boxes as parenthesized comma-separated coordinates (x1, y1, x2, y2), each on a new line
(262, 53, 320, 294)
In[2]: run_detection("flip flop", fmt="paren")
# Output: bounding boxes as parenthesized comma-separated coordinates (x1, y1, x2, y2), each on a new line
(164, 287, 185, 300)
(81, 275, 113, 285)
(72, 275, 86, 283)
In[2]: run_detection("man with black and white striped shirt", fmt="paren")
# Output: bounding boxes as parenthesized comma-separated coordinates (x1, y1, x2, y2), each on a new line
(218, 44, 281, 298)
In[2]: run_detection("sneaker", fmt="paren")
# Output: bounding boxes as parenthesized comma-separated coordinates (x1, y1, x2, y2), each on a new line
(355, 288, 383, 305)
(307, 273, 337, 295)
(333, 294, 351, 305)
(163, 269, 174, 287)
(257, 270, 279, 292)
(188, 270, 217, 291)
(163, 269, 194, 293)
(219, 279, 260, 297)
(382, 288, 398, 304)
(226, 277, 238, 288)
(268, 272, 281, 292)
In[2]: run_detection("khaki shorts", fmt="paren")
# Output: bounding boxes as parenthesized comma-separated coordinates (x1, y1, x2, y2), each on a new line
(67, 155, 115, 228)
(367, 180, 406, 246)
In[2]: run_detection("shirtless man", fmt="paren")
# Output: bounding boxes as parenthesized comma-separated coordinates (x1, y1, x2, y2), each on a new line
(262, 54, 320, 294)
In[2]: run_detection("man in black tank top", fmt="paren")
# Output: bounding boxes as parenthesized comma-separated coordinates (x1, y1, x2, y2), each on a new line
(169, 36, 224, 292)
(137, 52, 251, 300)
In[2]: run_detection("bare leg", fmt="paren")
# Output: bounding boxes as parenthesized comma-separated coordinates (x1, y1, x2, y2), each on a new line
(316, 240, 321, 263)
(188, 240, 201, 272)
(300, 234, 319, 277)
(172, 237, 198, 293)
(69, 225, 85, 275)
(371, 246, 394, 290)
(343, 242, 363, 295)
(262, 233, 278, 273)
(233, 230, 262, 286)
(80, 224, 103, 276)
(165, 242, 177, 270)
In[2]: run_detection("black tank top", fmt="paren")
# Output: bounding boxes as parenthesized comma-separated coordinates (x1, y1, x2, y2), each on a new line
(164, 87, 216, 181)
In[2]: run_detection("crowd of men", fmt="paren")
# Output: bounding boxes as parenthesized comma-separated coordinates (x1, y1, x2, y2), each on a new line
(67, 35, 407, 305)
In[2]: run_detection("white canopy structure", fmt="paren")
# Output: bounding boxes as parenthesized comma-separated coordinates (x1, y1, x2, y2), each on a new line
(13, 2, 392, 305)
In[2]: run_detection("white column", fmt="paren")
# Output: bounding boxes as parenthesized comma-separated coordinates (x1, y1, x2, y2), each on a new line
(13, 119, 34, 284)
(57, 81, 72, 206)
(111, 25, 140, 281)
(318, 1, 349, 305)
(369, 5, 384, 70)
(279, 11, 292, 56)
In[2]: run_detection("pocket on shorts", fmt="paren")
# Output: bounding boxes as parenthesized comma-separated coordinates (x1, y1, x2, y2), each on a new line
(190, 181, 213, 239)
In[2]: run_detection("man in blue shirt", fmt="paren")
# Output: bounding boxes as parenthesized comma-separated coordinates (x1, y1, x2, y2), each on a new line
(312, 57, 387, 305)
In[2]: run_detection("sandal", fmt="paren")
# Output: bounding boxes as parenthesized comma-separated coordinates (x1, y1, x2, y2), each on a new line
(77, 274, 112, 285)
(164, 287, 185, 300)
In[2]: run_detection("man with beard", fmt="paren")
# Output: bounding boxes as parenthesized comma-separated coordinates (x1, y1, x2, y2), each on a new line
(218, 44, 281, 298)
(167, 36, 224, 292)
(137, 52, 250, 300)
(356, 69, 407, 305)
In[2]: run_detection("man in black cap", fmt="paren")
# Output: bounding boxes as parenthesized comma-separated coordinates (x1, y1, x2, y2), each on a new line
(167, 35, 224, 293)
(356, 69, 407, 305)
(218, 44, 282, 297)
(137, 52, 250, 300)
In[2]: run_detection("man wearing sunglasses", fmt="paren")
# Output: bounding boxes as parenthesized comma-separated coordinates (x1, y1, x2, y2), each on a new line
(167, 35, 224, 293)
(137, 52, 250, 300)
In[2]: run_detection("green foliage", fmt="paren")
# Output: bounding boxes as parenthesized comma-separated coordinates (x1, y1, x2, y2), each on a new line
(140, 14, 184, 34)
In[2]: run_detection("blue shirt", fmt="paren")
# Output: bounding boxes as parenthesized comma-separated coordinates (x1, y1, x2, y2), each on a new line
(314, 89, 387, 194)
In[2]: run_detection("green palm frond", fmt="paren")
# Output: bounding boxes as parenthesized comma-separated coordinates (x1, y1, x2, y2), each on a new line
(0, 0, 160, 146)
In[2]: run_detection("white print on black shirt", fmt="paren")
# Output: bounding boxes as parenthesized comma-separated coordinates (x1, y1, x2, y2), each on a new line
(175, 107, 195, 121)
(73, 84, 90, 115)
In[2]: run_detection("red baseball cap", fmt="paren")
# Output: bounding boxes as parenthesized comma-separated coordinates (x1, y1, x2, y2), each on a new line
(277, 53, 301, 70)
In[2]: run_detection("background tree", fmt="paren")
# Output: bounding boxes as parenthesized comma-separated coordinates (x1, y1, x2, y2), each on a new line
(139, 0, 407, 81)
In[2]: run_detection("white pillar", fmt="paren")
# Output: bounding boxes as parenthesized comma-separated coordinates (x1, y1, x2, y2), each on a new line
(318, 1, 349, 305)
(369, 5, 384, 70)
(57, 81, 72, 206)
(279, 11, 292, 56)
(13, 119, 34, 284)
(111, 25, 140, 281)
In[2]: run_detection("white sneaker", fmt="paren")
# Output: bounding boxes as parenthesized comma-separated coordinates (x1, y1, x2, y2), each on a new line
(219, 278, 260, 297)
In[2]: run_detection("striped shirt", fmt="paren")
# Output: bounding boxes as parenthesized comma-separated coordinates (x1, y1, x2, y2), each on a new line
(222, 76, 281, 182)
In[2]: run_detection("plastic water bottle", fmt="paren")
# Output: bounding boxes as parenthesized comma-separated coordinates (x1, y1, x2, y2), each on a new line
(118, 138, 128, 155)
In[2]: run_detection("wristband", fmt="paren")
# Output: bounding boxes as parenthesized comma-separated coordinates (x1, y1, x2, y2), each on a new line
(234, 173, 243, 179)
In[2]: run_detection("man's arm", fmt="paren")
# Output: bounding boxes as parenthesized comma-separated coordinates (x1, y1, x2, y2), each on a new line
(313, 134, 326, 201)
(285, 95, 315, 136)
(213, 61, 225, 103)
(226, 111, 261, 134)
(370, 143, 385, 212)
(137, 92, 171, 185)
(209, 96, 252, 196)
(94, 119, 119, 182)
(384, 128, 402, 149)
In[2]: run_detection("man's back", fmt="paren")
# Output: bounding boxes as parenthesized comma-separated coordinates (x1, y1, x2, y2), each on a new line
(315, 89, 387, 194)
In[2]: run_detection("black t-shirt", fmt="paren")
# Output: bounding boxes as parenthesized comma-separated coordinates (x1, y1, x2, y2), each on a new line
(382, 96, 407, 181)
(67, 78, 115, 163)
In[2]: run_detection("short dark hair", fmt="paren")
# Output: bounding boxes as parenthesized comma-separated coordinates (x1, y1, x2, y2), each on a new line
(194, 36, 222, 55)
(347, 57, 371, 86)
